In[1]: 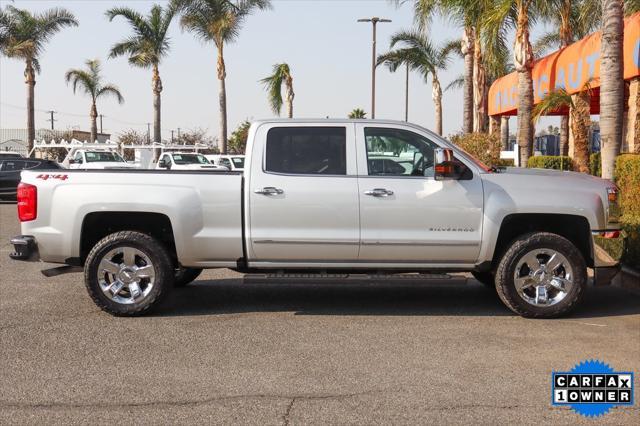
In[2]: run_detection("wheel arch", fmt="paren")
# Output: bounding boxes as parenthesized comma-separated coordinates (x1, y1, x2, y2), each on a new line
(490, 213, 593, 269)
(79, 212, 177, 265)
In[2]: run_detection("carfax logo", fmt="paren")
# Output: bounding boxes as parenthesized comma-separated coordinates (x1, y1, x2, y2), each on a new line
(552, 360, 634, 417)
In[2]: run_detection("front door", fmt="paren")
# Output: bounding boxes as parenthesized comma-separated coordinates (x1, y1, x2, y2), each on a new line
(356, 124, 484, 264)
(247, 124, 360, 263)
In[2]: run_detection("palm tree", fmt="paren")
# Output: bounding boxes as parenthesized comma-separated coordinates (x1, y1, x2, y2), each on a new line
(535, 0, 601, 156)
(377, 30, 451, 135)
(260, 63, 294, 118)
(484, 1, 552, 167)
(407, 0, 477, 133)
(174, 0, 271, 154)
(0, 6, 77, 155)
(348, 108, 367, 119)
(533, 88, 591, 173)
(600, 0, 624, 179)
(65, 59, 124, 142)
(106, 4, 175, 149)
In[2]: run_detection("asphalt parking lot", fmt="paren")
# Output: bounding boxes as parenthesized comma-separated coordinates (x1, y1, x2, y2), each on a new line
(0, 203, 638, 425)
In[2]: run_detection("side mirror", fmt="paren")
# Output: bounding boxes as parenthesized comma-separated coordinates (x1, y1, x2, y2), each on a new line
(68, 159, 76, 165)
(434, 148, 469, 181)
(158, 159, 168, 169)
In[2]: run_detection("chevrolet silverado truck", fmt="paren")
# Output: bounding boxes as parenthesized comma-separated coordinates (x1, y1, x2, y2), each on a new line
(9, 119, 625, 318)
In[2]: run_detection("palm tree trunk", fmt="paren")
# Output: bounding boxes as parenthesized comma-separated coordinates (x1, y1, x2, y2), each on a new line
(571, 91, 591, 173)
(558, 0, 572, 156)
(461, 27, 475, 134)
(514, 1, 535, 167)
(151, 64, 163, 160)
(285, 75, 294, 119)
(90, 102, 98, 143)
(217, 44, 228, 154)
(473, 33, 487, 133)
(500, 116, 510, 151)
(25, 59, 36, 157)
(489, 116, 500, 135)
(432, 74, 443, 136)
(600, 0, 624, 179)
(627, 77, 640, 153)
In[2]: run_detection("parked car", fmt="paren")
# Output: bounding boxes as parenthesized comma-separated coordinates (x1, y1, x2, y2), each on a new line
(9, 119, 624, 318)
(206, 154, 245, 171)
(68, 149, 136, 170)
(0, 158, 61, 200)
(156, 152, 228, 170)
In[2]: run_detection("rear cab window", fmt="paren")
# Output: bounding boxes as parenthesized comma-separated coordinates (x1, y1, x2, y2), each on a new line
(265, 127, 347, 175)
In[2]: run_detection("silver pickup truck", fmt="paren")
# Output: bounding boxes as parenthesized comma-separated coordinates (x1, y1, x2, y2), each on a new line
(10, 119, 625, 318)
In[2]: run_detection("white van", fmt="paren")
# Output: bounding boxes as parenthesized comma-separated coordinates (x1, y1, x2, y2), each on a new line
(205, 155, 245, 171)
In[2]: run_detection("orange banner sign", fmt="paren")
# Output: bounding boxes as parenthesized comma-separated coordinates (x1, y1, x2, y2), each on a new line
(488, 12, 640, 116)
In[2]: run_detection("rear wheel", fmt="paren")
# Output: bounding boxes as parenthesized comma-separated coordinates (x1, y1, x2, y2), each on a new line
(84, 231, 174, 316)
(174, 267, 203, 287)
(495, 232, 586, 318)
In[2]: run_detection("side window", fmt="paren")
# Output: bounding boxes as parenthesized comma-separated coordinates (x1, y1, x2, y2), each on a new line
(220, 158, 232, 168)
(74, 152, 83, 163)
(1, 161, 25, 172)
(364, 127, 438, 177)
(265, 127, 346, 175)
(23, 161, 40, 170)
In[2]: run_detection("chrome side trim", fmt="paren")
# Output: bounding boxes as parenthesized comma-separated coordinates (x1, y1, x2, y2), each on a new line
(248, 261, 476, 269)
(253, 239, 358, 245)
(361, 241, 480, 247)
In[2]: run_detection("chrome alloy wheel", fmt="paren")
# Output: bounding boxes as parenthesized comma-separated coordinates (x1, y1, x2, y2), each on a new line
(513, 249, 574, 307)
(97, 247, 156, 305)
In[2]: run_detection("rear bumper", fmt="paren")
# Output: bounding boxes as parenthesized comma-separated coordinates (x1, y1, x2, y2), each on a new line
(591, 230, 626, 286)
(9, 235, 39, 261)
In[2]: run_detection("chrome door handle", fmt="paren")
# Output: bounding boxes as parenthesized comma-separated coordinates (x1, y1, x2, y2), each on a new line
(364, 188, 394, 197)
(254, 186, 284, 195)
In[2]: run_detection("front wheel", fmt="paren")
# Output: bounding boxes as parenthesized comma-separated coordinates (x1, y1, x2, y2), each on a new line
(495, 232, 586, 318)
(84, 231, 174, 316)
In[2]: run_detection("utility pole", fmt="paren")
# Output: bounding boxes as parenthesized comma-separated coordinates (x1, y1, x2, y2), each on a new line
(177, 127, 181, 141)
(405, 64, 409, 122)
(46, 110, 57, 130)
(99, 114, 103, 134)
(171, 130, 175, 143)
(357, 17, 392, 119)
(147, 123, 151, 143)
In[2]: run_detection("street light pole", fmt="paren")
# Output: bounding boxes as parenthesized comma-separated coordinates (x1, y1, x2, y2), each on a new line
(358, 17, 391, 119)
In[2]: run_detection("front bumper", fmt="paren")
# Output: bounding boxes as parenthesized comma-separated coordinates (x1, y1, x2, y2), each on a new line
(9, 235, 39, 261)
(591, 230, 626, 285)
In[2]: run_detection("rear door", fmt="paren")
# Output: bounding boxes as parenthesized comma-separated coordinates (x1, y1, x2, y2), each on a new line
(0, 160, 25, 196)
(247, 123, 360, 263)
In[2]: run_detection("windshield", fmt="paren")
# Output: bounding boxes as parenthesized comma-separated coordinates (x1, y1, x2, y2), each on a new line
(172, 154, 210, 165)
(231, 157, 245, 168)
(85, 151, 126, 163)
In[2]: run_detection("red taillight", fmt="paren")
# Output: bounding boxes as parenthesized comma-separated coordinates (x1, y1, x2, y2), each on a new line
(17, 183, 37, 222)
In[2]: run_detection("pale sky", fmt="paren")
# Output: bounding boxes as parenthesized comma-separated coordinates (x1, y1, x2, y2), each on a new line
(0, 0, 555, 141)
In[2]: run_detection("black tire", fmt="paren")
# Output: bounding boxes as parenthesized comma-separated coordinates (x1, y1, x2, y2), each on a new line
(471, 271, 495, 288)
(174, 267, 203, 287)
(84, 231, 174, 316)
(495, 232, 586, 318)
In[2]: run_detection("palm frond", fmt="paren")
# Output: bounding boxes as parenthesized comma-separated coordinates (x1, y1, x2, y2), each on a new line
(532, 89, 573, 123)
(97, 84, 125, 104)
(445, 75, 464, 92)
(259, 62, 290, 115)
(533, 31, 561, 58)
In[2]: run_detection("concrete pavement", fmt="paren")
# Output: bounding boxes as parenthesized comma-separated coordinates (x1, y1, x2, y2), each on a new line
(1, 203, 638, 425)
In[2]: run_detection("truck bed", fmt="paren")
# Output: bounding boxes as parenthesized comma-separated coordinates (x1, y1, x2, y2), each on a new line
(19, 169, 244, 266)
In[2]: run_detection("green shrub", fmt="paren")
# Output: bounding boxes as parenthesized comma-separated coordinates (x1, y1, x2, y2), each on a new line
(527, 155, 574, 171)
(614, 154, 640, 269)
(615, 154, 640, 217)
(589, 152, 601, 177)
(449, 132, 501, 167)
(621, 215, 640, 269)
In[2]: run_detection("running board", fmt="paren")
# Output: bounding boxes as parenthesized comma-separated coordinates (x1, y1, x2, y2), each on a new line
(41, 265, 83, 277)
(243, 272, 452, 284)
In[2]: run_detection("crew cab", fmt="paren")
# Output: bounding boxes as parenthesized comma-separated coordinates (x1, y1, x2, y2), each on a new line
(156, 152, 228, 170)
(9, 119, 625, 318)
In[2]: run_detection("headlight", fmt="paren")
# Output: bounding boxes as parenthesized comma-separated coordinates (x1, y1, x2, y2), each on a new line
(607, 186, 621, 224)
